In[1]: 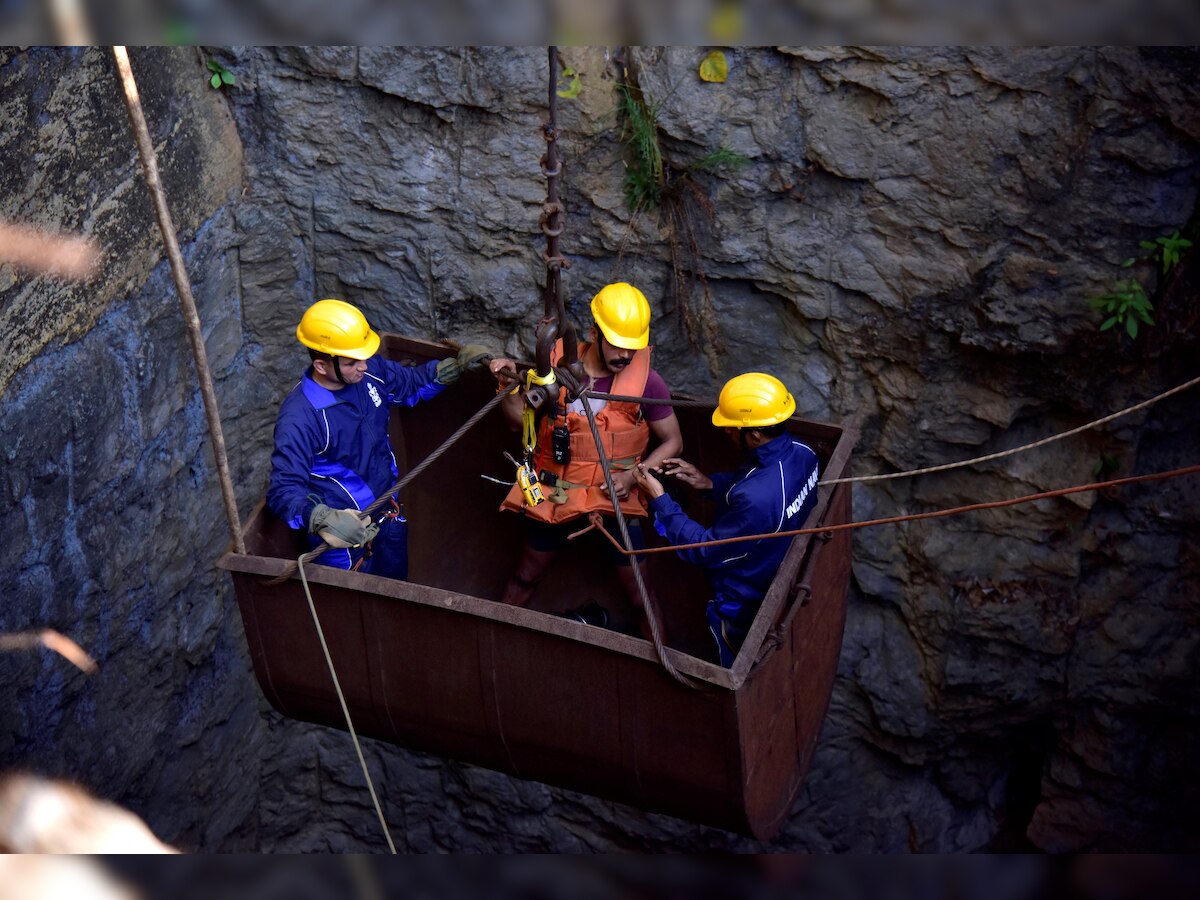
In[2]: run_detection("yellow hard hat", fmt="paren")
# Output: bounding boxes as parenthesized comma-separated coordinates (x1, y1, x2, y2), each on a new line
(711, 373, 796, 428)
(591, 282, 651, 350)
(296, 298, 380, 359)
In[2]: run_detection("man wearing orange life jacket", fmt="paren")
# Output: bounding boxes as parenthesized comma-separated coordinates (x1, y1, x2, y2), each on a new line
(497, 282, 683, 638)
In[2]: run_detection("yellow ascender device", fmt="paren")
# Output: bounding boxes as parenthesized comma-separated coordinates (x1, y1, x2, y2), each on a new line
(516, 461, 545, 507)
(504, 451, 545, 508)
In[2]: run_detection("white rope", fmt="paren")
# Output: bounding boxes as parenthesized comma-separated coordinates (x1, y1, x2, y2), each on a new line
(297, 555, 397, 854)
(821, 372, 1200, 486)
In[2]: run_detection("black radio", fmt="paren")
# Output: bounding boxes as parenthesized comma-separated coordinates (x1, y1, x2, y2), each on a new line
(552, 423, 571, 464)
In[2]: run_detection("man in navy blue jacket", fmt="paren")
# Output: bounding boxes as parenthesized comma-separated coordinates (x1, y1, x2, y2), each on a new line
(267, 298, 510, 578)
(632, 373, 819, 666)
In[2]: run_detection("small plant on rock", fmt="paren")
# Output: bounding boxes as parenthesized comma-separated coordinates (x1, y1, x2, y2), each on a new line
(1144, 230, 1192, 275)
(617, 84, 748, 213)
(614, 64, 749, 369)
(1089, 279, 1154, 339)
(206, 58, 236, 90)
(1089, 228, 1193, 340)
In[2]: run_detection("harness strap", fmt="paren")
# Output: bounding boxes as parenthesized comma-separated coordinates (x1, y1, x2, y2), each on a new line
(539, 457, 641, 505)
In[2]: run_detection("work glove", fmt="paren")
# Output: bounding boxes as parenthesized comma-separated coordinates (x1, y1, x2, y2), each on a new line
(435, 344, 495, 385)
(308, 504, 379, 549)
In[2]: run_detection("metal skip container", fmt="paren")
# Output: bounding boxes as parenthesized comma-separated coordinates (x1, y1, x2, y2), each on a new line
(219, 335, 855, 839)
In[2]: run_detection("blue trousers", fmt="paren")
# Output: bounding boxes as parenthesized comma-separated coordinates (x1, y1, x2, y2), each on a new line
(706, 596, 757, 668)
(309, 514, 409, 580)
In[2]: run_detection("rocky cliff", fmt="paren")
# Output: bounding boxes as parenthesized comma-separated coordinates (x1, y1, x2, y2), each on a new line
(1, 45, 1197, 851)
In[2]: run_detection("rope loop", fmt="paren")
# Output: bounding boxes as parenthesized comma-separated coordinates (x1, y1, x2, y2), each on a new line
(525, 368, 557, 388)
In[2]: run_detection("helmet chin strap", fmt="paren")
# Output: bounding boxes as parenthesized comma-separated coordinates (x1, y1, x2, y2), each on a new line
(316, 355, 348, 385)
(331, 356, 347, 384)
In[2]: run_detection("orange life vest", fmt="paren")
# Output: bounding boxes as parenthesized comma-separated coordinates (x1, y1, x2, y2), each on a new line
(500, 341, 652, 524)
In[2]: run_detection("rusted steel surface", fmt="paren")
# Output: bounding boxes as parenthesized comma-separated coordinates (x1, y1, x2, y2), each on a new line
(219, 335, 855, 838)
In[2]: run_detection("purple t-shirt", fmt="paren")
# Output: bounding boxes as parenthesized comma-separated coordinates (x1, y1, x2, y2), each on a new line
(581, 368, 674, 422)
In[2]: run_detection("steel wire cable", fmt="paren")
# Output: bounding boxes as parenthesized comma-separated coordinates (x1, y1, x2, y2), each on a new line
(586, 372, 1200, 487)
(577, 389, 697, 688)
(577, 464, 1200, 557)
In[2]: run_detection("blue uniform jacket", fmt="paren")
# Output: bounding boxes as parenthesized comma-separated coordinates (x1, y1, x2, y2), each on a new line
(647, 433, 820, 616)
(267, 357, 445, 531)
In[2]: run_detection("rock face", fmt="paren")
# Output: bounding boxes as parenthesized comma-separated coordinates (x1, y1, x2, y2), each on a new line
(2, 46, 1198, 851)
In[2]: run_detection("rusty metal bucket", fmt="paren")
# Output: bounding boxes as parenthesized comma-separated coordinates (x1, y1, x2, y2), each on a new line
(219, 335, 854, 839)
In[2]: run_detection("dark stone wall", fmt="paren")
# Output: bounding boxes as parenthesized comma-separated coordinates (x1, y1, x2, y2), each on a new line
(2, 46, 1198, 851)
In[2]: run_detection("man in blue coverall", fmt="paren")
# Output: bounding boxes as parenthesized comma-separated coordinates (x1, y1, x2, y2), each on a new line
(267, 298, 511, 578)
(632, 372, 820, 666)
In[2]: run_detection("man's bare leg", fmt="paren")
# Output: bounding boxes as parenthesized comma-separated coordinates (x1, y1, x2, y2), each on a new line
(499, 544, 557, 607)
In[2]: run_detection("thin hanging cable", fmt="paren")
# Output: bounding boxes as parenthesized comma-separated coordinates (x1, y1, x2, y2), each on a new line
(582, 464, 1200, 557)
(112, 46, 245, 554)
(587, 372, 1200, 488)
(819, 372, 1200, 486)
(298, 554, 397, 854)
(578, 388, 696, 688)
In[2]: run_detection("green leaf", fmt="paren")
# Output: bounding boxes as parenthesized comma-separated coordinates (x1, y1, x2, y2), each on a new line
(210, 73, 221, 89)
(207, 58, 221, 72)
(1139, 240, 1156, 250)
(556, 65, 581, 99)
(1126, 317, 1138, 339)
(221, 69, 236, 85)
(1135, 308, 1154, 325)
(1120, 257, 1135, 268)
(699, 50, 728, 83)
(1100, 316, 1118, 331)
(1088, 296, 1109, 309)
